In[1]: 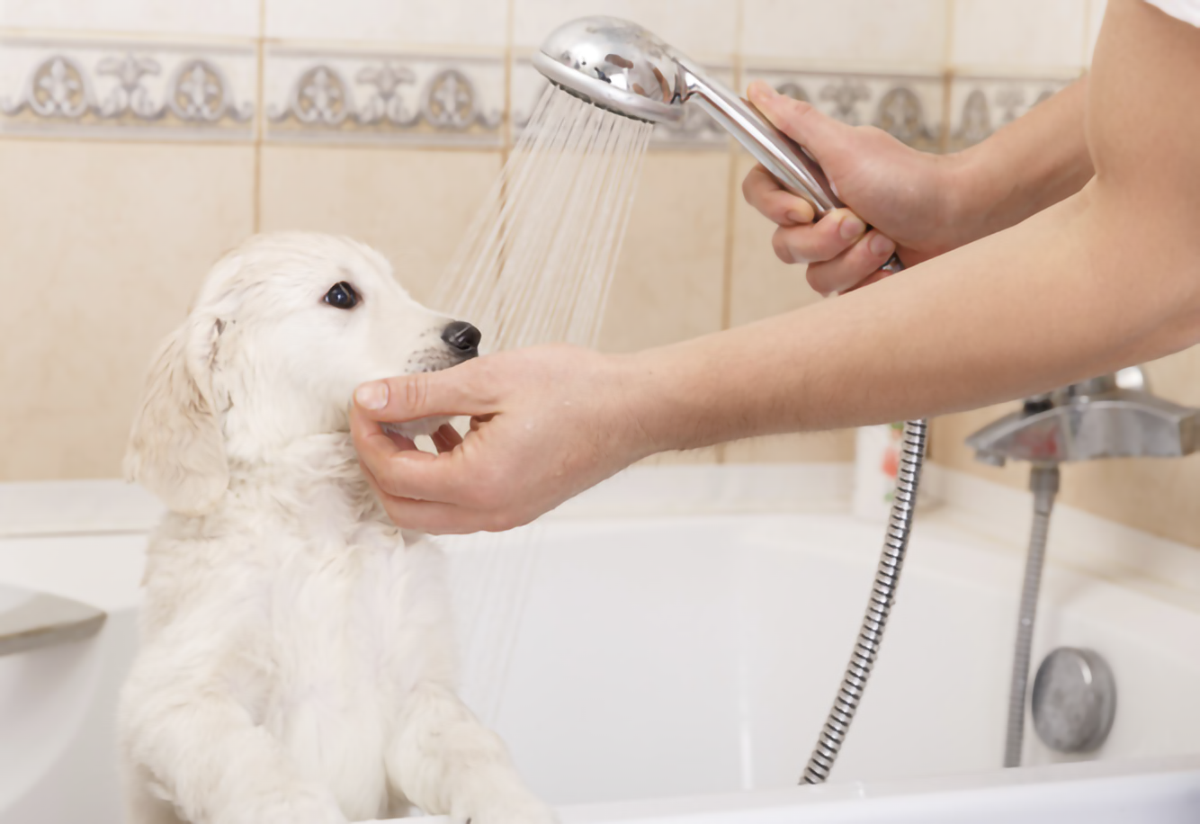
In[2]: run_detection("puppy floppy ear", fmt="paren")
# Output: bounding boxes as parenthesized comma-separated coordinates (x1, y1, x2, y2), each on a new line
(124, 314, 229, 515)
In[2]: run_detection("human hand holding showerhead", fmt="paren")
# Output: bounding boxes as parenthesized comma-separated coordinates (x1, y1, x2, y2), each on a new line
(742, 81, 964, 296)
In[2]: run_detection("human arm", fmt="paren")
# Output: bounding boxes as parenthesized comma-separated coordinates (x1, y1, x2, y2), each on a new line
(743, 72, 1094, 295)
(352, 0, 1200, 534)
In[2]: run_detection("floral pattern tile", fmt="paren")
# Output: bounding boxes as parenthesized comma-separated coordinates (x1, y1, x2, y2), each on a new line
(264, 47, 504, 147)
(746, 67, 946, 153)
(0, 36, 256, 140)
(947, 75, 1074, 151)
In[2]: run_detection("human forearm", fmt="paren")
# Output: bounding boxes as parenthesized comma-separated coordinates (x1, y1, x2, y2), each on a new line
(942, 78, 1094, 248)
(742, 76, 1094, 296)
(624, 185, 1200, 453)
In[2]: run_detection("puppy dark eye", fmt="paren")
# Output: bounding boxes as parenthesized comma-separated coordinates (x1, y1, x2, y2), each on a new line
(324, 281, 359, 310)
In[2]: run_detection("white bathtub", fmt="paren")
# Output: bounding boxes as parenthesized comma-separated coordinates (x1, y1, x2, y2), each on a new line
(1, 466, 1198, 823)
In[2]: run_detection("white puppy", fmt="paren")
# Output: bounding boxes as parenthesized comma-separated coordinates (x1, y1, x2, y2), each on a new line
(118, 232, 553, 824)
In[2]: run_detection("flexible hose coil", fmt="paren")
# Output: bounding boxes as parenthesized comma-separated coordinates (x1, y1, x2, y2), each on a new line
(801, 418, 928, 785)
(1002, 464, 1060, 768)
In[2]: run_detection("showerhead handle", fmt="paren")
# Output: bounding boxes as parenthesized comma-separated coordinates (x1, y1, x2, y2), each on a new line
(676, 56, 904, 274)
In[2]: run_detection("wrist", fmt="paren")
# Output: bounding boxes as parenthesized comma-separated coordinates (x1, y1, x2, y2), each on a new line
(608, 348, 690, 460)
(936, 145, 997, 250)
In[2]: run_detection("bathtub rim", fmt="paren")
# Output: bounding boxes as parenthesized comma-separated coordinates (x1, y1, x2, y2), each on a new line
(2, 463, 1197, 611)
(405, 754, 1200, 823)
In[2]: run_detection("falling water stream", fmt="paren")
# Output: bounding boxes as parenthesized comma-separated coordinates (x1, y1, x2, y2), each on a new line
(435, 86, 655, 723)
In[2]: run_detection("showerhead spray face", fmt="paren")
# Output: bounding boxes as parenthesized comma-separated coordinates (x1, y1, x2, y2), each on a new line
(533, 15, 903, 273)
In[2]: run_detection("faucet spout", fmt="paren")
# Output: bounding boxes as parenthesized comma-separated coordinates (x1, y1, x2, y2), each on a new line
(966, 371, 1200, 467)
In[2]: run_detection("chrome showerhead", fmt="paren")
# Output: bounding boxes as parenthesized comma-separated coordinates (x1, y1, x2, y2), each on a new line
(532, 16, 688, 125)
(534, 15, 847, 219)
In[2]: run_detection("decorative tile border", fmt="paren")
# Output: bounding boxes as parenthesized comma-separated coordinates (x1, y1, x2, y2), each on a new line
(946, 75, 1073, 151)
(0, 34, 1076, 154)
(263, 47, 504, 147)
(0, 36, 256, 140)
(746, 67, 945, 153)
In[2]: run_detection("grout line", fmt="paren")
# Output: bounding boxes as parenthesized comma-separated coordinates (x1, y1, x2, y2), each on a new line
(0, 25, 258, 46)
(939, 70, 953, 154)
(240, 140, 508, 154)
(0, 132, 510, 153)
(0, 132, 256, 149)
(940, 0, 955, 154)
(715, 0, 746, 467)
(943, 0, 956, 71)
(503, 0, 515, 158)
(252, 0, 266, 233)
(720, 0, 745, 336)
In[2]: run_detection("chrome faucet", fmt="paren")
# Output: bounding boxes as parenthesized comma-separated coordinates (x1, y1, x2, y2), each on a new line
(967, 367, 1199, 467)
(966, 366, 1199, 769)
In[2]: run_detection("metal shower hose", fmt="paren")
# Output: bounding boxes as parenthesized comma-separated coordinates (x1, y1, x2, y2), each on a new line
(801, 418, 928, 785)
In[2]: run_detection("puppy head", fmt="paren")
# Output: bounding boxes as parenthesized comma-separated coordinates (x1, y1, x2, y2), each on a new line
(124, 232, 478, 514)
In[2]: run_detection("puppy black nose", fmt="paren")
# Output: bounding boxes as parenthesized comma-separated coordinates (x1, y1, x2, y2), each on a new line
(441, 320, 481, 356)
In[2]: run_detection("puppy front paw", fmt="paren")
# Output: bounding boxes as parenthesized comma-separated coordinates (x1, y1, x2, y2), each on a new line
(465, 791, 558, 824)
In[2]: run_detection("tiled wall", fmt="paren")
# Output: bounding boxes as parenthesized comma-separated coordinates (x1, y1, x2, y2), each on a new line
(4, 0, 1194, 548)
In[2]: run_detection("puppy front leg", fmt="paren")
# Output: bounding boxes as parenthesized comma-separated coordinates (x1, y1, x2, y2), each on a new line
(386, 682, 556, 824)
(121, 648, 346, 824)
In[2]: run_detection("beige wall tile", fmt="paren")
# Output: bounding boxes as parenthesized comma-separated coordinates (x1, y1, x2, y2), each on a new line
(0, 138, 255, 480)
(265, 0, 508, 48)
(743, 0, 948, 72)
(637, 447, 722, 467)
(726, 151, 855, 463)
(951, 0, 1088, 74)
(2, 0, 259, 37)
(512, 0, 738, 61)
(724, 432, 854, 463)
(932, 347, 1200, 549)
(597, 150, 730, 354)
(259, 146, 502, 308)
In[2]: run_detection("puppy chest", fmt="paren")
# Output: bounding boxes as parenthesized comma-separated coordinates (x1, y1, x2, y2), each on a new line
(266, 550, 411, 686)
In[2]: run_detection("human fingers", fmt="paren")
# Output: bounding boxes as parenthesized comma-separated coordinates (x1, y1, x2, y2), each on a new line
(747, 81, 851, 177)
(351, 403, 476, 506)
(352, 360, 498, 424)
(742, 163, 816, 226)
(430, 423, 463, 454)
(771, 207, 868, 265)
(359, 464, 501, 534)
(803, 230, 899, 296)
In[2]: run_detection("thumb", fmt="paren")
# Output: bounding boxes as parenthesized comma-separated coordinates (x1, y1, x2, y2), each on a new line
(747, 81, 848, 170)
(353, 361, 497, 422)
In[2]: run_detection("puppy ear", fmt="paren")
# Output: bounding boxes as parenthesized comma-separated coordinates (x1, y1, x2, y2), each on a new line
(124, 315, 228, 515)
